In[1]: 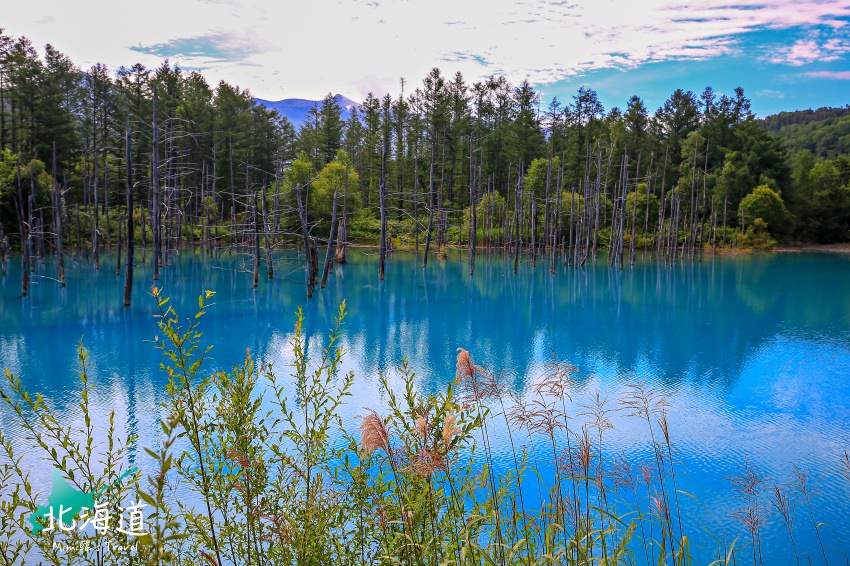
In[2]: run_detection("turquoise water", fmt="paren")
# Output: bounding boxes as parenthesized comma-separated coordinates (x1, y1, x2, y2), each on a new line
(2, 249, 850, 563)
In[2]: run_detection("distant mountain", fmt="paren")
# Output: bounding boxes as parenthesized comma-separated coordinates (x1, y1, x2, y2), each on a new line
(759, 106, 850, 158)
(255, 94, 360, 129)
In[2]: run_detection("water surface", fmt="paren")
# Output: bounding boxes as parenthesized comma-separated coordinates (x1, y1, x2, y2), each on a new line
(1, 249, 849, 563)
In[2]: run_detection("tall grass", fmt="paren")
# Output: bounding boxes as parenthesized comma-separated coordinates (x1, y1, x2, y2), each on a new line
(0, 294, 848, 564)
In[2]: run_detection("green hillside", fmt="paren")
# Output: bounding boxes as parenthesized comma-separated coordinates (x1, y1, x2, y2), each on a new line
(760, 106, 850, 158)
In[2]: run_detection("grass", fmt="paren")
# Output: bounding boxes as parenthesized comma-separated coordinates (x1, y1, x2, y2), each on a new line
(0, 293, 848, 565)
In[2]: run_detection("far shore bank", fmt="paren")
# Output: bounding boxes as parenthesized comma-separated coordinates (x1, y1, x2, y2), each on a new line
(776, 243, 850, 253)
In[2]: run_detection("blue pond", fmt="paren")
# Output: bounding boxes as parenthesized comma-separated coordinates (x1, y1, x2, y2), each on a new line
(1, 248, 849, 564)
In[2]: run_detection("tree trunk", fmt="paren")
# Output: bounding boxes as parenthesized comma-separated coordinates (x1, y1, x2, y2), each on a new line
(295, 184, 316, 297)
(104, 153, 111, 251)
(336, 165, 349, 263)
(468, 137, 476, 277)
(379, 145, 387, 280)
(53, 143, 65, 286)
(28, 167, 36, 274)
(543, 153, 552, 258)
(262, 183, 274, 280)
(423, 158, 435, 268)
(513, 167, 521, 274)
(152, 86, 161, 281)
(124, 122, 134, 308)
(310, 238, 319, 291)
(253, 190, 259, 289)
(321, 189, 338, 289)
(92, 145, 100, 270)
(116, 219, 122, 277)
(413, 150, 419, 253)
(18, 168, 30, 296)
(0, 224, 6, 277)
(629, 152, 641, 266)
(75, 202, 81, 257)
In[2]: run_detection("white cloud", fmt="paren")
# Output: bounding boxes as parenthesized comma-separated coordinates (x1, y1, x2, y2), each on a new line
(4, 0, 850, 101)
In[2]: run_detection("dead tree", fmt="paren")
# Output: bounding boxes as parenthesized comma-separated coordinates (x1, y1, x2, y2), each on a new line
(16, 167, 30, 296)
(262, 183, 274, 280)
(295, 183, 317, 298)
(252, 190, 260, 289)
(116, 220, 122, 277)
(152, 86, 162, 281)
(335, 165, 349, 264)
(124, 122, 134, 308)
(321, 188, 338, 289)
(52, 143, 65, 286)
(379, 154, 387, 281)
(468, 139, 477, 277)
(513, 167, 521, 274)
(423, 161, 436, 268)
(0, 224, 6, 277)
(92, 144, 100, 270)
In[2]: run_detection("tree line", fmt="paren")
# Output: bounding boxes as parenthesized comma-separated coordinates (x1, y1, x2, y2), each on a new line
(1, 29, 849, 299)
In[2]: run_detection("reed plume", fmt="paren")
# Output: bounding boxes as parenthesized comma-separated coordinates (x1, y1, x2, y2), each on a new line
(414, 414, 429, 438)
(792, 465, 829, 566)
(730, 458, 767, 566)
(359, 411, 390, 455)
(840, 451, 850, 484)
(771, 483, 800, 565)
(442, 413, 461, 448)
(456, 347, 503, 403)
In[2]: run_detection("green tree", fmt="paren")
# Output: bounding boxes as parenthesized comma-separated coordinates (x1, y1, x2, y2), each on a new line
(807, 160, 850, 242)
(0, 150, 52, 240)
(312, 150, 359, 221)
(317, 93, 343, 167)
(626, 183, 660, 232)
(738, 184, 789, 236)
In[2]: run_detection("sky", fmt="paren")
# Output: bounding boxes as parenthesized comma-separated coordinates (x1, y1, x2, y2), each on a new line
(4, 0, 850, 117)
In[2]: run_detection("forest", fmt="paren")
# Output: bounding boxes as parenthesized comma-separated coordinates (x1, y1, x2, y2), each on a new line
(2, 29, 850, 299)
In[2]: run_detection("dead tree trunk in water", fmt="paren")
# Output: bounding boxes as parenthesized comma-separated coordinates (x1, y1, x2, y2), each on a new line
(75, 203, 81, 257)
(139, 201, 146, 263)
(252, 190, 259, 289)
(295, 184, 316, 298)
(513, 167, 521, 274)
(543, 153, 552, 262)
(335, 217, 347, 264)
(262, 183, 273, 280)
(29, 168, 37, 274)
(104, 153, 111, 251)
(551, 157, 564, 273)
(92, 144, 100, 270)
(413, 150, 419, 253)
(468, 137, 476, 277)
(152, 87, 162, 281)
(310, 238, 319, 291)
(530, 197, 537, 267)
(335, 165, 349, 263)
(16, 167, 29, 296)
(116, 220, 122, 277)
(124, 122, 134, 308)
(52, 143, 65, 286)
(628, 152, 641, 266)
(423, 159, 435, 268)
(321, 188, 338, 289)
(0, 225, 6, 277)
(379, 149, 387, 281)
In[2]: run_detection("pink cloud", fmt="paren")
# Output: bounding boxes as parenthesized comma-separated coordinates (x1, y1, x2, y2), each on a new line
(770, 39, 822, 66)
(803, 70, 850, 79)
(766, 31, 850, 66)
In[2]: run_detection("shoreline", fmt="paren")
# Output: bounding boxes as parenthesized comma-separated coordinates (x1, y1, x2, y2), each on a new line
(775, 243, 850, 254)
